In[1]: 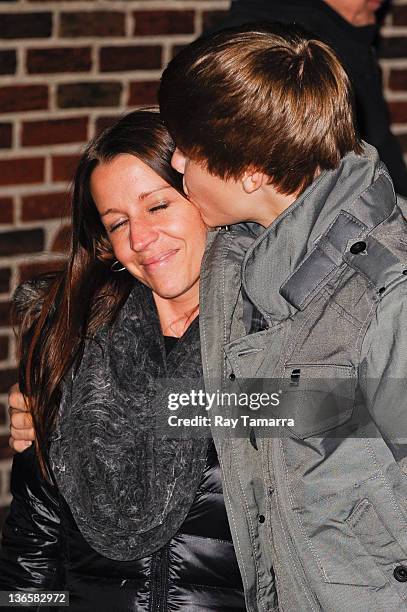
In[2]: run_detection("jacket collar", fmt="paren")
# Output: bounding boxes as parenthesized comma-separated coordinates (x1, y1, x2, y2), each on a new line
(241, 144, 396, 321)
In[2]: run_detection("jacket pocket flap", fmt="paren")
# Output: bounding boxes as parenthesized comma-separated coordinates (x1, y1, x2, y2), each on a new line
(346, 498, 407, 594)
(280, 364, 356, 439)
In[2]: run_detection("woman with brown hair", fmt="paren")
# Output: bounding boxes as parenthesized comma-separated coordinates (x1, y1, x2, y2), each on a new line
(0, 109, 245, 611)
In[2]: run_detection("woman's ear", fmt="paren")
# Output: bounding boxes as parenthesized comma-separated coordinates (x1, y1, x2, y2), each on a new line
(241, 170, 269, 194)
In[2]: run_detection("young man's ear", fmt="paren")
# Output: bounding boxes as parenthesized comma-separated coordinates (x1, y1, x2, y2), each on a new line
(241, 170, 269, 194)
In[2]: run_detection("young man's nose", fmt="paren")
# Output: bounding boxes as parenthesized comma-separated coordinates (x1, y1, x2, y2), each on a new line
(129, 221, 159, 252)
(171, 148, 187, 174)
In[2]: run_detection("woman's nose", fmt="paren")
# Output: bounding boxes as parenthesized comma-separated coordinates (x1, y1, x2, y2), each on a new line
(129, 221, 159, 252)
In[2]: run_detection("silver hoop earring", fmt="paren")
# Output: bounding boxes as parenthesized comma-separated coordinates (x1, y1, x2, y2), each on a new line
(111, 260, 126, 272)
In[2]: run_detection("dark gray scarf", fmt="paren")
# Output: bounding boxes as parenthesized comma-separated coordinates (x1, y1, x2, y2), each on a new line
(50, 281, 207, 561)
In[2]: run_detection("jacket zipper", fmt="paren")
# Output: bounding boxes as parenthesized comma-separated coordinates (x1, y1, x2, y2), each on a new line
(149, 544, 170, 612)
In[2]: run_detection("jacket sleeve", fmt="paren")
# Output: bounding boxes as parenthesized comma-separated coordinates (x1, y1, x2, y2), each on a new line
(359, 280, 407, 458)
(0, 444, 63, 590)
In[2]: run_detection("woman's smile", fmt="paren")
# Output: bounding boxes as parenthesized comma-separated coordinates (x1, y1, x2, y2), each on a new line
(141, 248, 180, 270)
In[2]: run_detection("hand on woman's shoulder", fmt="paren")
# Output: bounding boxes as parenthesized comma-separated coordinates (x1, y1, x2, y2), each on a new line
(13, 274, 59, 321)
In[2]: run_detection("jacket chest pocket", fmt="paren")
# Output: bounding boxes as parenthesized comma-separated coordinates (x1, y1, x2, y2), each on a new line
(280, 363, 356, 438)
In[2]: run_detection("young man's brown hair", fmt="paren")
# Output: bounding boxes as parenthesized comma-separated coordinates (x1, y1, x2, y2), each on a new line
(159, 23, 363, 196)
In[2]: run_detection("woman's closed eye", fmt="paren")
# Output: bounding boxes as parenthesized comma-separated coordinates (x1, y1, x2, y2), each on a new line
(107, 202, 170, 233)
(108, 219, 128, 233)
(148, 202, 169, 213)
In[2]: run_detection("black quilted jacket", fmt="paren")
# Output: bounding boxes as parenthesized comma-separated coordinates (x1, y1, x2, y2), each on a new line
(0, 441, 245, 611)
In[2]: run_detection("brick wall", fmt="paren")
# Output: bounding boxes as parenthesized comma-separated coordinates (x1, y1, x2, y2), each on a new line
(382, 1, 407, 148)
(0, 0, 406, 526)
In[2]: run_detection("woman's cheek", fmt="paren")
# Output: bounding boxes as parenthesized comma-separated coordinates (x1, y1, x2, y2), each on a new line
(110, 236, 127, 261)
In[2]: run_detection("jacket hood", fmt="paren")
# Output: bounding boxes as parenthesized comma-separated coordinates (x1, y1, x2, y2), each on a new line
(241, 143, 396, 321)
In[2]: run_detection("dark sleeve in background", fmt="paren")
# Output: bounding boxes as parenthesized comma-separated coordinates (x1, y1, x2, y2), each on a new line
(0, 445, 63, 593)
(349, 43, 407, 197)
(208, 0, 407, 196)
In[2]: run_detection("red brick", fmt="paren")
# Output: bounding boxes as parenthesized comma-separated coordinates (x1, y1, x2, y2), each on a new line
(95, 115, 121, 135)
(397, 133, 407, 154)
(0, 198, 13, 224)
(0, 123, 12, 149)
(51, 224, 71, 253)
(0, 269, 11, 294)
(0, 403, 6, 427)
(1, 13, 52, 39)
(57, 82, 121, 108)
(0, 85, 48, 114)
(21, 191, 70, 221)
(27, 47, 92, 74)
(378, 37, 407, 59)
(202, 10, 228, 31)
(60, 12, 125, 37)
(22, 117, 88, 147)
(100, 46, 162, 72)
(52, 154, 81, 182)
(0, 50, 16, 75)
(0, 303, 11, 328)
(134, 10, 195, 35)
(0, 158, 44, 187)
(392, 6, 407, 26)
(0, 229, 44, 257)
(19, 259, 65, 284)
(128, 81, 159, 106)
(22, 192, 70, 221)
(389, 101, 407, 124)
(0, 435, 13, 460)
(389, 69, 407, 92)
(0, 336, 9, 361)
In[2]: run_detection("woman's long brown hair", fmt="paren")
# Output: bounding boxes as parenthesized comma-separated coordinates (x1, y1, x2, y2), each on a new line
(13, 110, 184, 477)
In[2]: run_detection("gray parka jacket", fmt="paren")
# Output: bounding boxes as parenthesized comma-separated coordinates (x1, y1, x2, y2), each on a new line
(199, 144, 407, 611)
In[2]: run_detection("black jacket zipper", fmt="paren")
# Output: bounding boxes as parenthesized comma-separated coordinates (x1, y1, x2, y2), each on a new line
(149, 543, 170, 611)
